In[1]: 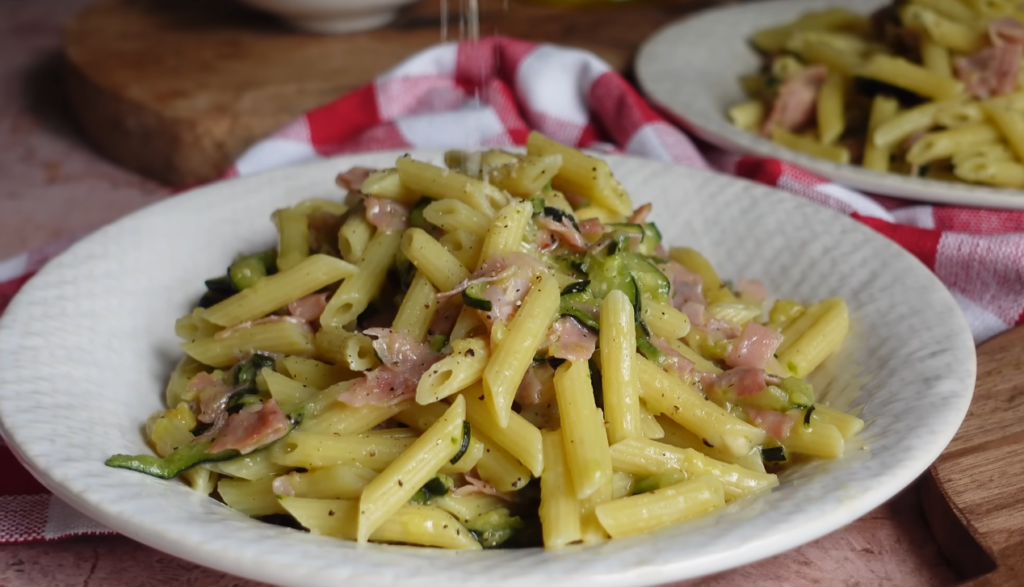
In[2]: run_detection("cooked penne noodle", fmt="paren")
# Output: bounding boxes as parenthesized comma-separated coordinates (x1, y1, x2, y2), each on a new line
(596, 475, 726, 539)
(554, 360, 613, 500)
(600, 290, 643, 445)
(180, 319, 315, 368)
(462, 384, 544, 477)
(401, 227, 472, 292)
(202, 254, 357, 327)
(337, 214, 374, 264)
(477, 201, 534, 266)
(526, 131, 633, 216)
(357, 396, 467, 542)
(609, 437, 778, 502)
(396, 157, 508, 215)
(816, 73, 846, 144)
(321, 229, 402, 329)
(274, 207, 310, 272)
(358, 168, 421, 204)
(637, 356, 766, 458)
(421, 199, 492, 237)
(417, 338, 490, 404)
(539, 429, 582, 549)
(483, 271, 559, 427)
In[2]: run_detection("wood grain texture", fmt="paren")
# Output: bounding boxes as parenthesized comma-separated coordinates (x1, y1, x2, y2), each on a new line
(924, 326, 1024, 584)
(64, 0, 722, 187)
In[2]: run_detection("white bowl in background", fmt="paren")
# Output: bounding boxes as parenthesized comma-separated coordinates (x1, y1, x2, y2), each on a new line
(239, 0, 420, 34)
(0, 151, 975, 586)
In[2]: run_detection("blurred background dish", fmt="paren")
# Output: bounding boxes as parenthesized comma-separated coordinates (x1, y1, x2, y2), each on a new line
(236, 0, 421, 34)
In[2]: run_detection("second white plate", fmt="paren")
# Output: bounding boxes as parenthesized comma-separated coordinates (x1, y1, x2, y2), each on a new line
(636, 0, 1024, 209)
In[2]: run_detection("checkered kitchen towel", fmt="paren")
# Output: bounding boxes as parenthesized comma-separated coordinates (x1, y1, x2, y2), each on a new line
(1, 36, 1022, 542)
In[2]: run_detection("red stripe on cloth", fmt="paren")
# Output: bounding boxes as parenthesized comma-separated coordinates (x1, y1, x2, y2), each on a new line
(735, 156, 784, 186)
(482, 80, 530, 144)
(932, 207, 1024, 234)
(329, 122, 410, 155)
(934, 231, 1024, 327)
(587, 72, 661, 146)
(0, 272, 34, 315)
(0, 445, 46, 496)
(306, 84, 381, 153)
(853, 214, 942, 270)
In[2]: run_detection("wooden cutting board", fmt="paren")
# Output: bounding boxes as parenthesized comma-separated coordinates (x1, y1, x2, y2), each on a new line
(64, 0, 719, 187)
(922, 325, 1024, 585)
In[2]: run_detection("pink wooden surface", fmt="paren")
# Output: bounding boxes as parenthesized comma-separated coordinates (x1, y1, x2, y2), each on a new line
(0, 0, 961, 585)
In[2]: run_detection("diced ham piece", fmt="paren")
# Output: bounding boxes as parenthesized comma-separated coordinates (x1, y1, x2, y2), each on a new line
(578, 217, 604, 238)
(364, 196, 409, 233)
(452, 470, 515, 501)
(428, 296, 462, 338)
(628, 203, 652, 224)
(188, 372, 234, 424)
(516, 362, 556, 408)
(208, 399, 290, 455)
(713, 367, 768, 398)
(337, 328, 442, 407)
(761, 65, 829, 136)
(990, 17, 1024, 47)
(288, 293, 329, 323)
(537, 215, 587, 252)
(542, 317, 597, 361)
(336, 166, 375, 191)
(651, 336, 695, 380)
(746, 407, 795, 441)
(665, 262, 706, 309)
(955, 44, 1023, 99)
(726, 322, 784, 370)
(736, 279, 768, 305)
(682, 302, 742, 341)
(445, 252, 549, 326)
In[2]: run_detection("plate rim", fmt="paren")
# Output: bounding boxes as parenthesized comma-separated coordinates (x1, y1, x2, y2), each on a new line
(635, 0, 1024, 209)
(0, 149, 977, 586)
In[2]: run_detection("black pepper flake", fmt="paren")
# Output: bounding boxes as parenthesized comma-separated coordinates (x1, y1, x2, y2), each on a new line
(702, 438, 713, 448)
(466, 349, 475, 357)
(328, 510, 336, 516)
(478, 394, 485, 401)
(398, 480, 404, 487)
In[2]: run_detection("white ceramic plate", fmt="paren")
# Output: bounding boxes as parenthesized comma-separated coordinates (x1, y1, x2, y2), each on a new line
(636, 0, 1024, 209)
(0, 151, 975, 586)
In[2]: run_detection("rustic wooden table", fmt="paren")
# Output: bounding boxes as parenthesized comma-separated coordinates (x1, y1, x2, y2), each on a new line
(0, 0, 965, 585)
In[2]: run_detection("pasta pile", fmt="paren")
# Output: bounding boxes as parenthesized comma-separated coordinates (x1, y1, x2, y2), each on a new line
(729, 1, 1024, 188)
(107, 132, 864, 550)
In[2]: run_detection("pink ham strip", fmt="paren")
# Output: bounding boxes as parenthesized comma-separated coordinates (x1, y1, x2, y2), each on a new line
(288, 293, 329, 323)
(736, 279, 768, 305)
(628, 203, 652, 224)
(452, 471, 515, 501)
(746, 407, 795, 441)
(650, 336, 695, 380)
(665, 261, 705, 309)
(188, 372, 234, 425)
(542, 317, 597, 361)
(337, 328, 442, 407)
(364, 196, 409, 232)
(712, 367, 769, 398)
(336, 166, 375, 191)
(955, 44, 1023, 99)
(990, 17, 1024, 46)
(761, 65, 829, 136)
(726, 322, 783, 370)
(208, 399, 290, 454)
(537, 216, 587, 252)
(578, 217, 604, 237)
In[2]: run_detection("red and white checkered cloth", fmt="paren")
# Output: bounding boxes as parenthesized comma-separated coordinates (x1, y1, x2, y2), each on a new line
(1, 36, 1023, 543)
